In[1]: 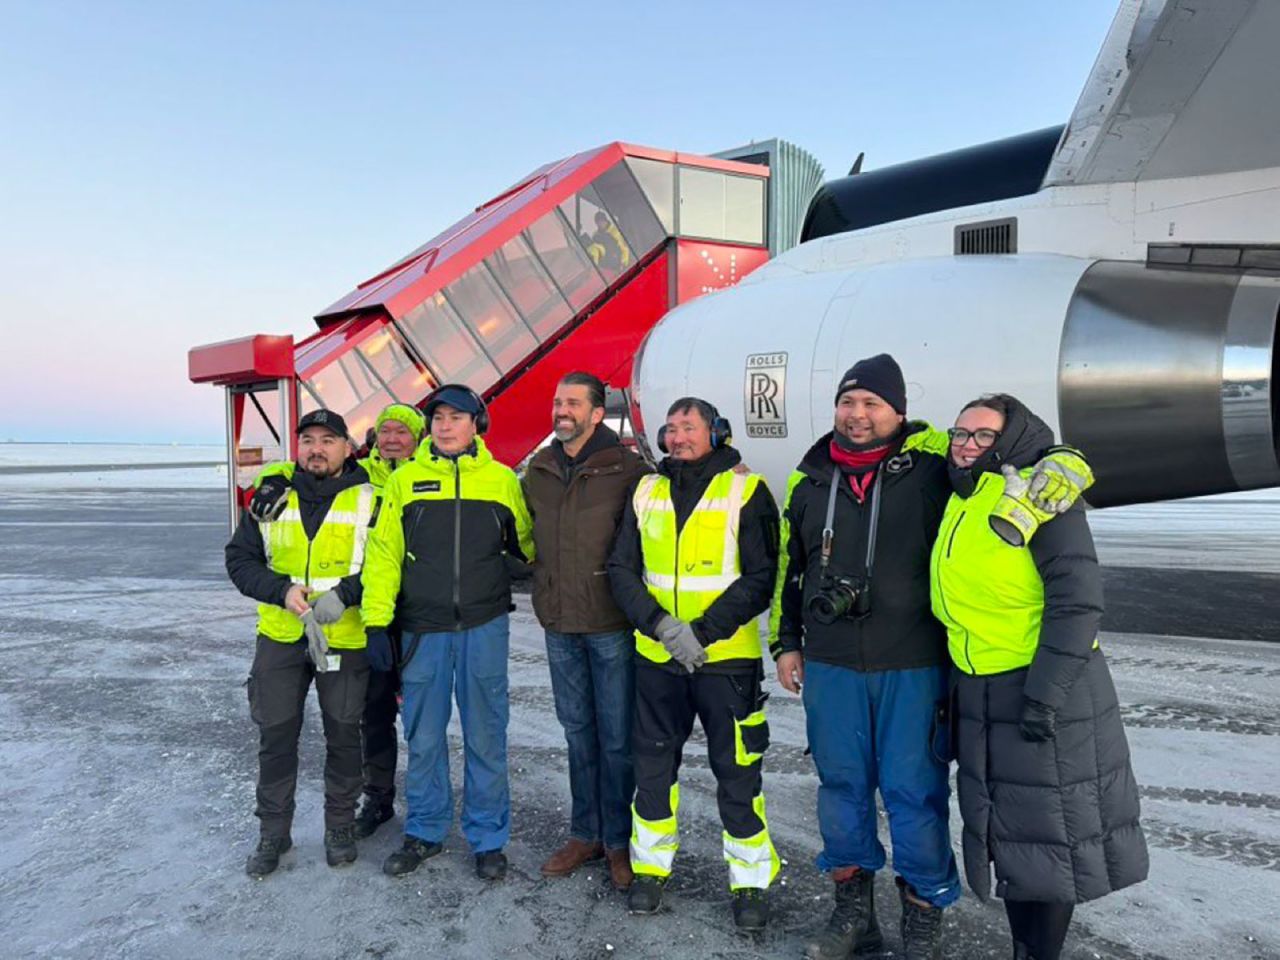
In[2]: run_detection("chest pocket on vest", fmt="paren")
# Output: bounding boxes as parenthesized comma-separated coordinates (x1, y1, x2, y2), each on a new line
(315, 526, 356, 573)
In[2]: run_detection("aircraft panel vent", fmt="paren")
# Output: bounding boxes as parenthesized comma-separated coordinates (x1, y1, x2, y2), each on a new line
(954, 217, 1017, 255)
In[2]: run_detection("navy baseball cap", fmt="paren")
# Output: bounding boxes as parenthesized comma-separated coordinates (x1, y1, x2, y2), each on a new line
(424, 384, 484, 419)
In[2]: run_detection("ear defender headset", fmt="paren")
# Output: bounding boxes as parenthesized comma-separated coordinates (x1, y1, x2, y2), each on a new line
(425, 383, 490, 434)
(657, 399, 733, 454)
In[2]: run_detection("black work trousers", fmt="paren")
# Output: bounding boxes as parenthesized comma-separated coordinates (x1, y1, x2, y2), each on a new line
(632, 662, 768, 838)
(361, 659, 400, 805)
(247, 635, 369, 837)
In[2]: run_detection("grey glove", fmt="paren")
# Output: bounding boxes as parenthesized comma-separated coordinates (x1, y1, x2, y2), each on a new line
(301, 610, 329, 673)
(655, 614, 706, 673)
(311, 590, 347, 625)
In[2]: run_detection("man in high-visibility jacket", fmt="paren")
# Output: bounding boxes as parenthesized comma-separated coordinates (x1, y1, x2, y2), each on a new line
(248, 402, 426, 839)
(361, 384, 534, 882)
(225, 409, 378, 878)
(607, 397, 780, 932)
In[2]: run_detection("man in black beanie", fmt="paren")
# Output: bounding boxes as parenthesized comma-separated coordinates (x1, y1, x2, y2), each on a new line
(768, 353, 1093, 960)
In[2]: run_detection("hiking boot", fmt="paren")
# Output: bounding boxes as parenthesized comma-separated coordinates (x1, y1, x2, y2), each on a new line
(897, 877, 943, 960)
(324, 824, 358, 867)
(627, 875, 666, 915)
(475, 849, 508, 881)
(732, 888, 770, 932)
(353, 799, 395, 840)
(605, 847, 633, 891)
(540, 837, 604, 877)
(245, 835, 292, 879)
(805, 869, 882, 959)
(382, 836, 443, 876)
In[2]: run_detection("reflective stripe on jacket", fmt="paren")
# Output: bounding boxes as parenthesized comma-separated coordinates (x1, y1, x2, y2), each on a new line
(258, 483, 376, 648)
(930, 471, 1043, 675)
(633, 469, 762, 664)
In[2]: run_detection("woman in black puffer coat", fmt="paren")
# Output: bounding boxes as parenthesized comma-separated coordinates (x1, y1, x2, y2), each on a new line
(930, 394, 1148, 960)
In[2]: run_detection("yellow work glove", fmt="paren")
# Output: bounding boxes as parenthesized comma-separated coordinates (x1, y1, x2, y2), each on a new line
(989, 449, 1094, 547)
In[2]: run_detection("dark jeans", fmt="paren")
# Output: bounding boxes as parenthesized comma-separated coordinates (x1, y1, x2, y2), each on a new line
(544, 629, 635, 850)
(362, 662, 399, 805)
(246, 635, 369, 836)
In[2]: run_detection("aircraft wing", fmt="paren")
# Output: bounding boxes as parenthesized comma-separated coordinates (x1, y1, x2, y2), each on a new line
(1044, 0, 1280, 185)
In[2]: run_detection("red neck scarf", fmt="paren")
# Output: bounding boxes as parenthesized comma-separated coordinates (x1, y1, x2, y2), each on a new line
(829, 439, 891, 503)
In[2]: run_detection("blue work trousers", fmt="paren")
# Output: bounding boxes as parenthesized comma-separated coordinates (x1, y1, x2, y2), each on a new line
(544, 629, 636, 851)
(803, 660, 960, 908)
(399, 614, 509, 854)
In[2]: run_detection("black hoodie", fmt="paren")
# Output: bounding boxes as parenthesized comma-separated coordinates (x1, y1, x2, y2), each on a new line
(225, 458, 371, 610)
(608, 445, 779, 675)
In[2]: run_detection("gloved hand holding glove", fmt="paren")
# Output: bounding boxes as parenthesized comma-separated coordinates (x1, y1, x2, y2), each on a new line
(310, 590, 346, 625)
(1018, 697, 1058, 742)
(654, 614, 707, 673)
(365, 629, 394, 673)
(249, 475, 291, 523)
(301, 610, 329, 673)
(989, 447, 1095, 547)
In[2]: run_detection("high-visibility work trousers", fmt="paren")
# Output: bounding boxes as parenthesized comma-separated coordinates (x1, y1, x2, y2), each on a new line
(629, 663, 779, 890)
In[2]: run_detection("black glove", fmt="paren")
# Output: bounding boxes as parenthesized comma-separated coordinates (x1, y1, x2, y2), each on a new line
(1018, 697, 1057, 742)
(365, 629, 394, 672)
(249, 475, 291, 522)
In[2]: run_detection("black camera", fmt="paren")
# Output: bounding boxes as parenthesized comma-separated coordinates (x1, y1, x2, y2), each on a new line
(806, 575, 871, 624)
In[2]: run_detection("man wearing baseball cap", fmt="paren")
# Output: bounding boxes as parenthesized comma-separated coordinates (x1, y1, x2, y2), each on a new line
(770, 355, 1093, 959)
(362, 384, 534, 882)
(225, 409, 377, 878)
(246, 401, 427, 839)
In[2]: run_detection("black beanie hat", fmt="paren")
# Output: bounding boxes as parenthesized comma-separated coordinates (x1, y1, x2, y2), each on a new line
(835, 353, 907, 414)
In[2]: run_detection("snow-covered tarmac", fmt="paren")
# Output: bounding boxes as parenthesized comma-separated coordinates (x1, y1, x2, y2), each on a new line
(0, 481, 1275, 959)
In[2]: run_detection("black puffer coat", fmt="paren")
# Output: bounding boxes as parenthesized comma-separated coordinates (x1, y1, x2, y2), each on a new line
(947, 397, 1148, 903)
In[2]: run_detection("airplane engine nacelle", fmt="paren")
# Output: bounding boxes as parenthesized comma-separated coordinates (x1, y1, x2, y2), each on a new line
(1061, 261, 1280, 506)
(631, 255, 1280, 507)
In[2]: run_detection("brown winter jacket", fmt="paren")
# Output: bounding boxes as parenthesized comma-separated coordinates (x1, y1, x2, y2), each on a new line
(523, 426, 651, 633)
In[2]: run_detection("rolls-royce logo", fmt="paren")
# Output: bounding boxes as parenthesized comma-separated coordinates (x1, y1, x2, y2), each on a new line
(744, 353, 787, 438)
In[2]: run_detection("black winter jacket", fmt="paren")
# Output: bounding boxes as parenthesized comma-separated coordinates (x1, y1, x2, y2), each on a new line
(224, 459, 370, 609)
(947, 398, 1147, 902)
(608, 446, 779, 675)
(772, 426, 951, 672)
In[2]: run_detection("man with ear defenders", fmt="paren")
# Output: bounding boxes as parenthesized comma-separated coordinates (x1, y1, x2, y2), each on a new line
(608, 397, 781, 933)
(361, 384, 534, 883)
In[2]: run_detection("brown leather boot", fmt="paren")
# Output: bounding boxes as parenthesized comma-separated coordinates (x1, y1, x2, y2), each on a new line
(606, 847, 634, 891)
(540, 838, 605, 877)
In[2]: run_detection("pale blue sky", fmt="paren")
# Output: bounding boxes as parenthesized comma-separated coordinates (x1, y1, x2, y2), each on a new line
(0, 0, 1119, 442)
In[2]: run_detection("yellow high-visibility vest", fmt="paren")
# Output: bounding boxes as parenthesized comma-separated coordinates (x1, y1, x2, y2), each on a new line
(258, 483, 376, 649)
(633, 469, 763, 664)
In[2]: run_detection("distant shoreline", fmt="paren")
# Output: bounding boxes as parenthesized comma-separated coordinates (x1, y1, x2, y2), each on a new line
(0, 461, 223, 475)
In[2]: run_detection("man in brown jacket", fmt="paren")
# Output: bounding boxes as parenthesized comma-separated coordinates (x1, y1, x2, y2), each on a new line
(523, 371, 651, 890)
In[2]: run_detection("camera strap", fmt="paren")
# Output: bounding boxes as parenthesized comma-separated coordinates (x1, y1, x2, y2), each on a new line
(820, 467, 841, 573)
(820, 464, 884, 580)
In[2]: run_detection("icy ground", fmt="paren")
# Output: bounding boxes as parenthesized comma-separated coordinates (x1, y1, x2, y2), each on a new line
(0, 484, 1276, 960)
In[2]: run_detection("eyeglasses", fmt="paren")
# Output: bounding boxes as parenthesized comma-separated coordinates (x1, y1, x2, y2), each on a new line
(947, 427, 1001, 448)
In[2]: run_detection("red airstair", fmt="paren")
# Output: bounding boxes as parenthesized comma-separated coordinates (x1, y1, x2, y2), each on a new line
(189, 143, 772, 522)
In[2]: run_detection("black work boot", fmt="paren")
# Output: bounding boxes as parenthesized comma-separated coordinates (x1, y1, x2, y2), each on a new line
(382, 836, 443, 876)
(805, 869, 882, 958)
(353, 799, 395, 839)
(324, 824, 358, 867)
(475, 849, 508, 881)
(897, 877, 943, 960)
(627, 876, 666, 915)
(732, 888, 770, 932)
(245, 835, 292, 879)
